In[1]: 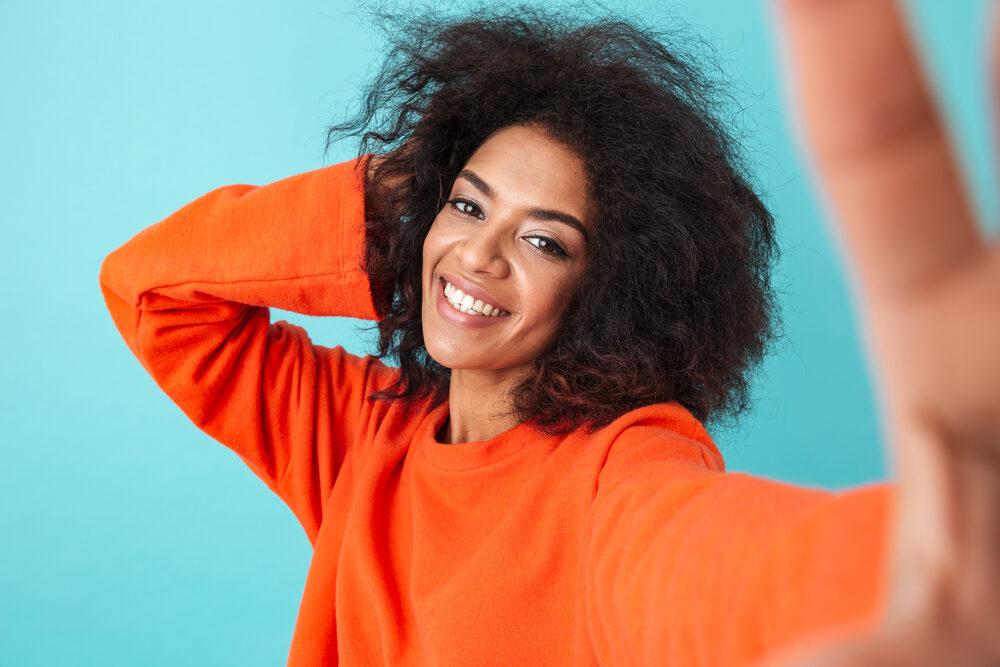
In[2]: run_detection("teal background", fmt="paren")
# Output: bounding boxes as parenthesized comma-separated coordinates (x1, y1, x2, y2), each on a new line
(1, 1, 994, 665)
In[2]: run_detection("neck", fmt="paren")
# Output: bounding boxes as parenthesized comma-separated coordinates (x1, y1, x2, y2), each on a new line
(440, 367, 526, 444)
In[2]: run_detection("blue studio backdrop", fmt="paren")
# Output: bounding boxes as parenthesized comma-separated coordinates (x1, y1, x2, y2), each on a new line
(1, 1, 994, 665)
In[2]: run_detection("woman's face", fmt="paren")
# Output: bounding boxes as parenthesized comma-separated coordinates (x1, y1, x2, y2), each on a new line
(421, 124, 594, 378)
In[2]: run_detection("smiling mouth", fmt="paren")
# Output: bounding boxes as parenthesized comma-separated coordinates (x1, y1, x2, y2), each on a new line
(441, 278, 511, 317)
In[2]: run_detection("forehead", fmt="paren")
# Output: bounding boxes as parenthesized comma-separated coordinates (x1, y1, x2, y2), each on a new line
(460, 125, 594, 227)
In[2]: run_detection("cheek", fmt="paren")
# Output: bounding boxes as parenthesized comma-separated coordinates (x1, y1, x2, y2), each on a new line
(525, 273, 583, 342)
(536, 269, 583, 312)
(421, 219, 449, 272)
(421, 228, 434, 269)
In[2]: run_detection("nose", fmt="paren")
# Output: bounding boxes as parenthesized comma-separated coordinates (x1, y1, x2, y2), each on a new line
(456, 220, 511, 279)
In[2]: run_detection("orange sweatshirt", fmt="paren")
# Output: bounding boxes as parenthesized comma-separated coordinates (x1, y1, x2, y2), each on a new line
(99, 157, 891, 666)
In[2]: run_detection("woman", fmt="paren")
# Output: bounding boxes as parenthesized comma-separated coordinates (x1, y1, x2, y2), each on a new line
(99, 3, 1000, 666)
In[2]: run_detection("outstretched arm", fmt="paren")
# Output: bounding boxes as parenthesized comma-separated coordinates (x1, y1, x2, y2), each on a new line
(770, 1, 1000, 663)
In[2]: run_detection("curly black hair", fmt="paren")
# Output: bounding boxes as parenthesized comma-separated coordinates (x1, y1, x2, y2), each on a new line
(326, 5, 780, 434)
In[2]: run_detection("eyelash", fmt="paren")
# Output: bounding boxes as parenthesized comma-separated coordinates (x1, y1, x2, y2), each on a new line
(524, 235, 568, 258)
(446, 197, 570, 259)
(448, 198, 483, 219)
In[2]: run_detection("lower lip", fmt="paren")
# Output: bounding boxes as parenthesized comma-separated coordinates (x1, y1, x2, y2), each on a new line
(435, 278, 510, 329)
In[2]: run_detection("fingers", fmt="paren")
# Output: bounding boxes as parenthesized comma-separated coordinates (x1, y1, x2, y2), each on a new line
(771, 0, 982, 304)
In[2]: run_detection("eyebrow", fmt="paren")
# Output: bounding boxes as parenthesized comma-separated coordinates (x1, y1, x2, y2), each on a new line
(457, 169, 590, 243)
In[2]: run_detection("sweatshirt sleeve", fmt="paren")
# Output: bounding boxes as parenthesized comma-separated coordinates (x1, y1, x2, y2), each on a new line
(585, 442, 892, 666)
(99, 157, 389, 542)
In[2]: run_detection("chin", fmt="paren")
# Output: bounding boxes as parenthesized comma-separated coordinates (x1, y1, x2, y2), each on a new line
(424, 339, 479, 371)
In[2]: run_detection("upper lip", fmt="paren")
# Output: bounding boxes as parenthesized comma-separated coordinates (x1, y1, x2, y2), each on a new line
(439, 272, 510, 312)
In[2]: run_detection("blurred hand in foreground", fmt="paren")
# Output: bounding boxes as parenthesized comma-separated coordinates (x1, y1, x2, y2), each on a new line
(768, 0, 1000, 664)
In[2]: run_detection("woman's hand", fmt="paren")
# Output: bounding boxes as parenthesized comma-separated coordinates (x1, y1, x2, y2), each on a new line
(768, 0, 1000, 664)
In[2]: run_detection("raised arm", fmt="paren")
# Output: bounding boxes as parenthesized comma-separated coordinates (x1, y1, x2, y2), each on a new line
(99, 157, 388, 542)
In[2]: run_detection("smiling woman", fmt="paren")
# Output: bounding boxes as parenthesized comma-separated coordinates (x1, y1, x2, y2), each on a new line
(96, 2, 1000, 666)
(96, 7, 866, 665)
(353, 9, 779, 439)
(97, 7, 858, 665)
(421, 125, 594, 443)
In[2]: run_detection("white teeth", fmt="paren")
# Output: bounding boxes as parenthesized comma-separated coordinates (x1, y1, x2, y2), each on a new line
(441, 279, 507, 317)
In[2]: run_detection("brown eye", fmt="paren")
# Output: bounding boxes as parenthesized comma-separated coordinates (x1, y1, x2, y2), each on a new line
(525, 235, 568, 258)
(447, 198, 483, 218)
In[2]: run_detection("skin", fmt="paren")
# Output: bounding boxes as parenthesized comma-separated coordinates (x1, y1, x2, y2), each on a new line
(766, 0, 1000, 664)
(420, 124, 594, 444)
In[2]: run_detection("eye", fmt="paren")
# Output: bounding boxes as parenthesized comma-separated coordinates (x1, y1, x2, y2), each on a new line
(447, 198, 484, 219)
(525, 235, 568, 258)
